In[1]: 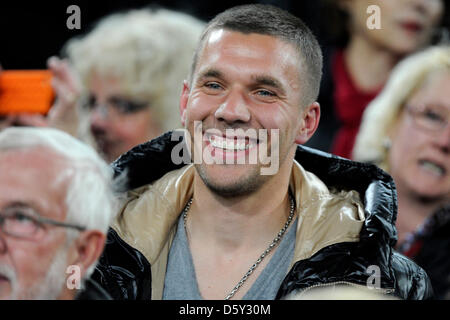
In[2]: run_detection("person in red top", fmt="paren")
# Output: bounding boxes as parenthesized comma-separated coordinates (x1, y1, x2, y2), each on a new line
(306, 0, 446, 158)
(331, 50, 381, 157)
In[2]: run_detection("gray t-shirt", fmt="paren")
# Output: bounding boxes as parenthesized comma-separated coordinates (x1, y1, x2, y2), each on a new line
(162, 214, 297, 300)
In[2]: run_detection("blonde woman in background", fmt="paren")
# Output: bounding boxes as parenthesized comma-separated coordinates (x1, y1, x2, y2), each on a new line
(48, 8, 204, 162)
(354, 45, 450, 299)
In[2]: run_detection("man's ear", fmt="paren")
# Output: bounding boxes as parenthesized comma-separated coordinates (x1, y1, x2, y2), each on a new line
(70, 230, 106, 279)
(180, 80, 190, 127)
(295, 102, 321, 145)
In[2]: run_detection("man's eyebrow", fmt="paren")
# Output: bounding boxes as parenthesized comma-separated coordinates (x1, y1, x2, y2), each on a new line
(3, 201, 41, 215)
(252, 75, 286, 94)
(197, 69, 224, 81)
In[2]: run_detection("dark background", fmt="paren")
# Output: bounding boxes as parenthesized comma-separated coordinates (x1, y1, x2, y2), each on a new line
(0, 0, 324, 69)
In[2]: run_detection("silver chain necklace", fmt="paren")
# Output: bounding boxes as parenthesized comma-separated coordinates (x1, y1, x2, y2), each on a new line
(182, 193, 296, 300)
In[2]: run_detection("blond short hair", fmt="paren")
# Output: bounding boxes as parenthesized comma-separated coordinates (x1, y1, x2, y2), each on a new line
(65, 8, 205, 132)
(353, 45, 450, 170)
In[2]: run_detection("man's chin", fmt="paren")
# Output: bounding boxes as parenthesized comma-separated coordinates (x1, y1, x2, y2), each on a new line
(195, 163, 268, 198)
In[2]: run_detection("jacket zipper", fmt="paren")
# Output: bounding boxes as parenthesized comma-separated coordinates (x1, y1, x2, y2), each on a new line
(295, 281, 395, 297)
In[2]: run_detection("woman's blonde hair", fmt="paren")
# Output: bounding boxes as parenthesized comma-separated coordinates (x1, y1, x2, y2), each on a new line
(65, 8, 205, 132)
(353, 45, 450, 170)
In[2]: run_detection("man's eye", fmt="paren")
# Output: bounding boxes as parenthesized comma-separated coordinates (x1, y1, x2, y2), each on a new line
(12, 212, 34, 223)
(255, 89, 276, 97)
(2, 209, 39, 236)
(205, 82, 222, 90)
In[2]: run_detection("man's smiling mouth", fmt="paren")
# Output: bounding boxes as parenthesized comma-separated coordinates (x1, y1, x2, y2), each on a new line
(208, 134, 257, 151)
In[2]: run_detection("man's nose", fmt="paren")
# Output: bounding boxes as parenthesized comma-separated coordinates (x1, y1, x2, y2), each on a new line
(214, 90, 251, 124)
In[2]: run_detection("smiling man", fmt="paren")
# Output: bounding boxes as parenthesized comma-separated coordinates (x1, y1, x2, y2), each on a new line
(181, 28, 315, 198)
(94, 4, 433, 300)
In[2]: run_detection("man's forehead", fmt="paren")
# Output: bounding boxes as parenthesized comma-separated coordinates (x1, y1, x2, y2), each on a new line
(206, 28, 226, 45)
(0, 147, 70, 218)
(203, 28, 296, 54)
(0, 145, 64, 160)
(0, 147, 72, 189)
(196, 29, 302, 90)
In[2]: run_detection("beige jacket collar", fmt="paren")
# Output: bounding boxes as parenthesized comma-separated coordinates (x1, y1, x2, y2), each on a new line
(113, 161, 365, 299)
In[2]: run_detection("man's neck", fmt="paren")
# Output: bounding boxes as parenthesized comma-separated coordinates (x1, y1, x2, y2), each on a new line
(344, 34, 400, 92)
(186, 178, 293, 299)
(184, 157, 296, 299)
(187, 172, 292, 253)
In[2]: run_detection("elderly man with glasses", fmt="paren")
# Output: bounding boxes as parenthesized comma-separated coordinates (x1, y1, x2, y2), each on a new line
(0, 127, 118, 300)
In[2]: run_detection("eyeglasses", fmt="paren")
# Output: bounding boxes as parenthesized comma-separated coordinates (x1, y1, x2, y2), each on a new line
(0, 207, 86, 240)
(406, 104, 450, 133)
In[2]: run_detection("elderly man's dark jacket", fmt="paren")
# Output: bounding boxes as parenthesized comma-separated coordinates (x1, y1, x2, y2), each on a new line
(92, 131, 433, 300)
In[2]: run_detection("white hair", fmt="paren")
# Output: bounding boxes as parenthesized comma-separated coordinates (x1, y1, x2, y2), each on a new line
(65, 8, 205, 132)
(353, 45, 450, 170)
(0, 127, 119, 276)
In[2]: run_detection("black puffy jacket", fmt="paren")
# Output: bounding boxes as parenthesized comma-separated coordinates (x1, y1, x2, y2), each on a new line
(92, 131, 433, 300)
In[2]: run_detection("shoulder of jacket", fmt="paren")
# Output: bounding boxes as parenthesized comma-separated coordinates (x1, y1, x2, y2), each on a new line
(391, 251, 434, 300)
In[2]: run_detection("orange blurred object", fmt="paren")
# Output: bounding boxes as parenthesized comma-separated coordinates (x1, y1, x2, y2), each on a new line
(0, 70, 54, 115)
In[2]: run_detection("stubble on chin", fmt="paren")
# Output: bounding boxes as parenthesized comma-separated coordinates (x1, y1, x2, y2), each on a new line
(194, 163, 270, 198)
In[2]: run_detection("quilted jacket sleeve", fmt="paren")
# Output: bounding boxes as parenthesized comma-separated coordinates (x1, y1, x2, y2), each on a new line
(90, 228, 152, 300)
(391, 251, 434, 300)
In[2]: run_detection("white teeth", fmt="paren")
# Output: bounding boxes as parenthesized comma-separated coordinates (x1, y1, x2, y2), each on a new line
(209, 135, 252, 151)
(420, 161, 444, 176)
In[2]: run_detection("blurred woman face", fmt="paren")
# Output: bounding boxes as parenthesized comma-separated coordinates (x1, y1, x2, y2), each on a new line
(87, 74, 161, 162)
(388, 70, 450, 201)
(343, 0, 444, 55)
